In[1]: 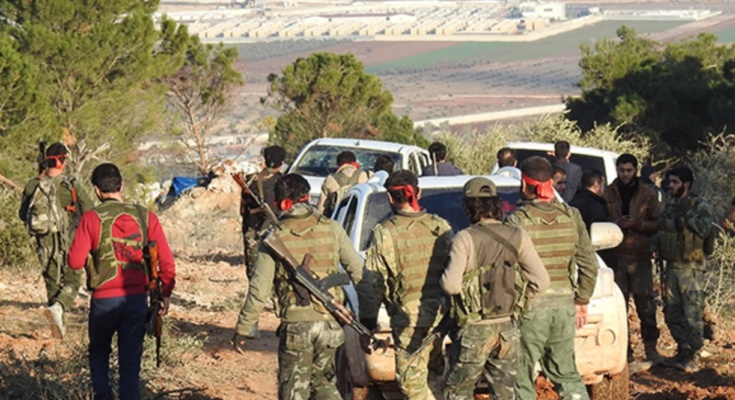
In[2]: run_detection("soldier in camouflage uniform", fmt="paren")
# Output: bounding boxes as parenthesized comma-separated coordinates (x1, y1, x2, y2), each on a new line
(364, 170, 454, 399)
(507, 156, 599, 400)
(654, 166, 714, 372)
(241, 145, 286, 279)
(441, 177, 550, 400)
(18, 142, 94, 338)
(233, 174, 364, 400)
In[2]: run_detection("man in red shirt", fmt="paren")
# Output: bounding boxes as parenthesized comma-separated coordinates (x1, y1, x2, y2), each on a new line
(68, 163, 176, 400)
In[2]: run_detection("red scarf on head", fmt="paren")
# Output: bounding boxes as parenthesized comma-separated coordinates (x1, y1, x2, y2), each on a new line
(340, 161, 360, 170)
(278, 194, 309, 211)
(522, 175, 555, 202)
(389, 185, 420, 212)
(45, 154, 65, 169)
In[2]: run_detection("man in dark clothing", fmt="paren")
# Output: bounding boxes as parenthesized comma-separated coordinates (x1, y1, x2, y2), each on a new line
(553, 141, 582, 203)
(422, 142, 463, 176)
(241, 145, 286, 278)
(641, 164, 664, 204)
(569, 170, 608, 232)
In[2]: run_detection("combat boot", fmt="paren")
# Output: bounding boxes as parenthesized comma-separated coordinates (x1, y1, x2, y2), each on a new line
(644, 341, 663, 365)
(44, 303, 65, 339)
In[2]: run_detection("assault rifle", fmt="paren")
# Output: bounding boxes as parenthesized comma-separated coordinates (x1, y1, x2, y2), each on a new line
(403, 312, 454, 365)
(655, 256, 666, 301)
(37, 139, 48, 176)
(232, 172, 281, 233)
(263, 234, 389, 354)
(143, 240, 164, 367)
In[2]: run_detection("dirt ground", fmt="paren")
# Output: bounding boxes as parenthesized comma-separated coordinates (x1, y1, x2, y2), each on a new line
(2, 180, 735, 399)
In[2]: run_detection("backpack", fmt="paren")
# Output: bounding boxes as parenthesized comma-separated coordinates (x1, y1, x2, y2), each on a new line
(323, 170, 361, 217)
(25, 176, 77, 238)
(26, 178, 64, 236)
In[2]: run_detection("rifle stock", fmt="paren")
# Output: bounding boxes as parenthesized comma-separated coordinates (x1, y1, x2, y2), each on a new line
(143, 240, 164, 367)
(263, 234, 389, 353)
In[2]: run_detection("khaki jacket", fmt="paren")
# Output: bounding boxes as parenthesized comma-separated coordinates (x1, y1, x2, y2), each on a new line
(603, 178, 660, 260)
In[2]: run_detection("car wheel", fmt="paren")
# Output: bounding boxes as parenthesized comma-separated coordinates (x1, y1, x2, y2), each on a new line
(587, 362, 629, 400)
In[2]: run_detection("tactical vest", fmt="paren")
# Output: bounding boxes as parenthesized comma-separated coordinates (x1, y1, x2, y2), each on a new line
(323, 169, 362, 216)
(25, 175, 77, 243)
(457, 224, 520, 325)
(271, 211, 342, 317)
(379, 213, 449, 328)
(87, 202, 148, 290)
(659, 195, 706, 262)
(515, 202, 577, 297)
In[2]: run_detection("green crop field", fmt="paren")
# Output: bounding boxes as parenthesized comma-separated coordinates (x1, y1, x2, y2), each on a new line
(716, 26, 735, 43)
(365, 20, 685, 74)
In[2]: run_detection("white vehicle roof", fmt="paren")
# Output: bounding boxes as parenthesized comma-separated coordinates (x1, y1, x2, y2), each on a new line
(506, 141, 620, 160)
(359, 173, 521, 195)
(303, 138, 427, 153)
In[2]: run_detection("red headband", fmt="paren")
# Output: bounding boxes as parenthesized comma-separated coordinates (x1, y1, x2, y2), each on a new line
(340, 161, 360, 170)
(278, 194, 309, 211)
(45, 154, 66, 169)
(389, 185, 420, 212)
(522, 175, 555, 201)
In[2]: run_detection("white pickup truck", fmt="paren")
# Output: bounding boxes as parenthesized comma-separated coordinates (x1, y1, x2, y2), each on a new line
(333, 173, 629, 400)
(492, 142, 621, 185)
(287, 138, 431, 203)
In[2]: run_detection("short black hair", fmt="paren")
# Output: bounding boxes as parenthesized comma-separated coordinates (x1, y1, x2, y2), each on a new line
(373, 155, 395, 174)
(384, 170, 418, 204)
(263, 146, 286, 168)
(337, 151, 356, 166)
(463, 197, 503, 224)
(553, 166, 566, 177)
(616, 153, 638, 169)
(669, 166, 694, 186)
(428, 142, 448, 161)
(274, 174, 310, 203)
(554, 141, 570, 160)
(521, 156, 553, 182)
(91, 163, 123, 193)
(497, 147, 516, 168)
(581, 169, 605, 189)
(45, 142, 68, 169)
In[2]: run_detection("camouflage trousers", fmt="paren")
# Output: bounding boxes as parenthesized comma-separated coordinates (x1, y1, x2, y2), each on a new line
(518, 306, 588, 400)
(393, 326, 443, 399)
(36, 234, 81, 310)
(242, 227, 259, 280)
(444, 320, 519, 400)
(277, 320, 344, 400)
(614, 258, 660, 343)
(664, 262, 706, 353)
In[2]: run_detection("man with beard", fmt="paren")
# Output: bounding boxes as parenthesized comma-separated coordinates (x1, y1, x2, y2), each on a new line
(603, 153, 662, 365)
(569, 170, 608, 232)
(654, 167, 714, 372)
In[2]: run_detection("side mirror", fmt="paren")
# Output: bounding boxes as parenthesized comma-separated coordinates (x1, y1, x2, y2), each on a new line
(589, 222, 623, 251)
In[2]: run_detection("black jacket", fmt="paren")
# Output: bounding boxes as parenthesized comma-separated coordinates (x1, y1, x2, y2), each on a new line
(569, 189, 610, 233)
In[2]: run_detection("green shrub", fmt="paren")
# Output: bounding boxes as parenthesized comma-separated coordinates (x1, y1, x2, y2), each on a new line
(0, 189, 36, 270)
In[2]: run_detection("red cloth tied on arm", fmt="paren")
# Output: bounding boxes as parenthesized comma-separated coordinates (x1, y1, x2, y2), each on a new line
(522, 175, 555, 202)
(389, 185, 420, 211)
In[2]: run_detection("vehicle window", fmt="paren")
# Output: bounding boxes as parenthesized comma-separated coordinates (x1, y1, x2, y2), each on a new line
(408, 153, 419, 174)
(514, 149, 606, 176)
(359, 185, 521, 251)
(343, 196, 358, 237)
(334, 196, 352, 222)
(419, 153, 430, 170)
(291, 145, 401, 177)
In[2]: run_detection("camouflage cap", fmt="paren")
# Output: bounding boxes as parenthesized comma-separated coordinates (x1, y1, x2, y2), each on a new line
(463, 177, 496, 198)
